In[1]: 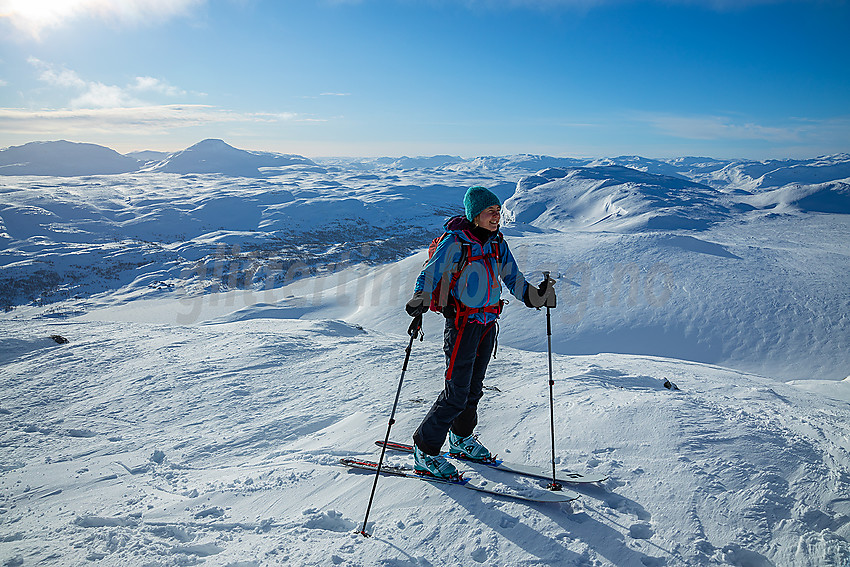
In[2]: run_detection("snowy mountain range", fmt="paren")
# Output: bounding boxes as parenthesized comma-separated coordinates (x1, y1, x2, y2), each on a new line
(1, 139, 848, 379)
(1, 138, 849, 566)
(0, 139, 318, 177)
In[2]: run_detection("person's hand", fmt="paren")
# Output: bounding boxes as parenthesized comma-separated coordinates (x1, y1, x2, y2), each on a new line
(406, 291, 427, 317)
(523, 275, 556, 308)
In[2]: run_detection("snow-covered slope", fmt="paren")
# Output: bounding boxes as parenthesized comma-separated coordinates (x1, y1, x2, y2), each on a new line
(0, 140, 140, 176)
(145, 139, 318, 177)
(2, 143, 850, 566)
(1, 291, 849, 566)
(2, 150, 848, 381)
(740, 180, 850, 214)
(124, 149, 170, 167)
(503, 165, 732, 232)
(0, 139, 318, 178)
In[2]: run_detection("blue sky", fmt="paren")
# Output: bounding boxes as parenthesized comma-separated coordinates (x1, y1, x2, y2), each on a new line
(1, 0, 848, 159)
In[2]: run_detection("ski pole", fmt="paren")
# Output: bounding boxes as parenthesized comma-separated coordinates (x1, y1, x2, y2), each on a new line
(358, 313, 423, 537)
(543, 271, 563, 492)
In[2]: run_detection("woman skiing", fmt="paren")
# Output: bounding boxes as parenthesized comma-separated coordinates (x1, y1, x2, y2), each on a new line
(405, 185, 555, 479)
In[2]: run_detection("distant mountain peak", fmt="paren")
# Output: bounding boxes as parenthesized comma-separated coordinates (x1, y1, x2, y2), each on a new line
(146, 139, 317, 176)
(187, 138, 235, 150)
(0, 140, 139, 176)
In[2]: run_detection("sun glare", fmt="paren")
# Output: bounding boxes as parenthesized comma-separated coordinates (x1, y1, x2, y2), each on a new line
(1, 0, 85, 36)
(0, 0, 203, 39)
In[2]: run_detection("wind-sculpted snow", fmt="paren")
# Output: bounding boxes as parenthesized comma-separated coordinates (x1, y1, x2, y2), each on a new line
(0, 143, 848, 384)
(503, 165, 733, 232)
(0, 316, 848, 565)
(1, 142, 850, 566)
(0, 170, 461, 308)
(741, 180, 850, 214)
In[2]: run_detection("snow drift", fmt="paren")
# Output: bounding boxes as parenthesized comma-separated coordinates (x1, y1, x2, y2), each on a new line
(502, 165, 732, 232)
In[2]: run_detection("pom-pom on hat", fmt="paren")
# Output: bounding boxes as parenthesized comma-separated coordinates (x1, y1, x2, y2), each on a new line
(464, 186, 501, 222)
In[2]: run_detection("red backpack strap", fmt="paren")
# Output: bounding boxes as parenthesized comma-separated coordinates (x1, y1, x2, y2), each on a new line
(452, 299, 505, 329)
(429, 238, 470, 312)
(490, 232, 502, 263)
(446, 241, 470, 293)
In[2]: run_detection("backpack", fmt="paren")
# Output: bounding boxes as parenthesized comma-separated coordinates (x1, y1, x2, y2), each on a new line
(427, 231, 501, 313)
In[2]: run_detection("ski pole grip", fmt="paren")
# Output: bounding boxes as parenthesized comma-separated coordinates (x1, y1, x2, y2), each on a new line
(408, 314, 423, 337)
(542, 271, 557, 308)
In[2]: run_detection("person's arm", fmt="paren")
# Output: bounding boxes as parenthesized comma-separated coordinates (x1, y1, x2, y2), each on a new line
(407, 235, 464, 316)
(413, 235, 464, 295)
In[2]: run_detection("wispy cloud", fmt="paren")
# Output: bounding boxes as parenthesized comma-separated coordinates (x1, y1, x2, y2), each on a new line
(29, 58, 193, 109)
(631, 111, 850, 156)
(130, 77, 188, 98)
(28, 57, 87, 89)
(9, 59, 301, 136)
(463, 0, 823, 10)
(0, 0, 207, 40)
(635, 112, 801, 142)
(0, 105, 298, 136)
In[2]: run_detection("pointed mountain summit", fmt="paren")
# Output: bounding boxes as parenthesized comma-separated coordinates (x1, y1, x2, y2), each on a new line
(147, 138, 317, 177)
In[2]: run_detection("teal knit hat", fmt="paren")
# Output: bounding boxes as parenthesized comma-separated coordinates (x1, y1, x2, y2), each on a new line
(464, 186, 501, 222)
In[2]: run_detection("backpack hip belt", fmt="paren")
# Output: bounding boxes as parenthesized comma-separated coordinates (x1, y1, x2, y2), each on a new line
(450, 297, 505, 330)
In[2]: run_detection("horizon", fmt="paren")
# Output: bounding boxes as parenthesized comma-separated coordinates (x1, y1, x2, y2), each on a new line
(1, 1, 848, 159)
(4, 136, 849, 162)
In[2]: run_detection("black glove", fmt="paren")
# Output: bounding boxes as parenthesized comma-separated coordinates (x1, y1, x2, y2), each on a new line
(523, 275, 556, 308)
(405, 291, 427, 317)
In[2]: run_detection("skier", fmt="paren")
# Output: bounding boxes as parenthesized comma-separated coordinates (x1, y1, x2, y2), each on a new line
(405, 186, 555, 479)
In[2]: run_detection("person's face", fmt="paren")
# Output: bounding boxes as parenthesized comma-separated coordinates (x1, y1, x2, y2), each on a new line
(475, 205, 500, 232)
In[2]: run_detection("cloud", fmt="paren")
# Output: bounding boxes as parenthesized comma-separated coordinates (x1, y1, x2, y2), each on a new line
(0, 105, 298, 136)
(28, 58, 193, 109)
(28, 57, 87, 89)
(0, 0, 207, 40)
(631, 111, 850, 155)
(462, 0, 827, 10)
(635, 112, 801, 142)
(130, 76, 188, 97)
(12, 59, 301, 136)
(71, 83, 143, 109)
(29, 58, 138, 108)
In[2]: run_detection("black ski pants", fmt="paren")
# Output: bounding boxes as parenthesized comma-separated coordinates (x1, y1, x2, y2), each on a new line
(413, 317, 497, 456)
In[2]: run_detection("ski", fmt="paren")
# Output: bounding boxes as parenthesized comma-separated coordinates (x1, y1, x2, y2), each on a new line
(375, 441, 608, 484)
(341, 458, 578, 503)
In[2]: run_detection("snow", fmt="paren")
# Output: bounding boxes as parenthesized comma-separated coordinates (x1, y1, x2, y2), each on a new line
(0, 141, 140, 177)
(144, 139, 318, 178)
(1, 140, 850, 566)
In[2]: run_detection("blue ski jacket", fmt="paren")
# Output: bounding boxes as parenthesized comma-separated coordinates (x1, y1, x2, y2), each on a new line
(414, 216, 529, 324)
